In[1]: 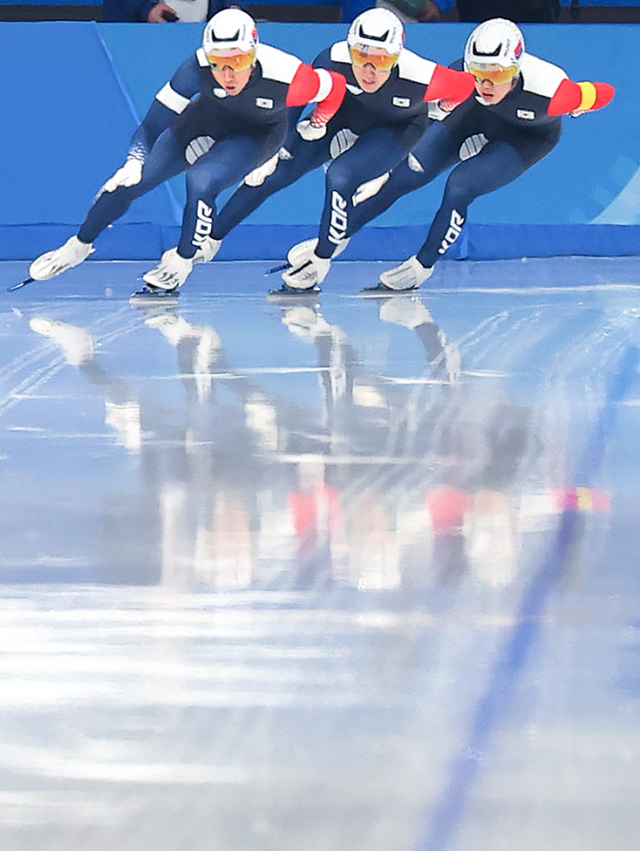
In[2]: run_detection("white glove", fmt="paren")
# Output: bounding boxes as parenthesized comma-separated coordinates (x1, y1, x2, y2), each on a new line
(97, 158, 143, 197)
(296, 119, 327, 142)
(352, 172, 390, 207)
(459, 134, 488, 162)
(428, 101, 451, 122)
(244, 152, 280, 187)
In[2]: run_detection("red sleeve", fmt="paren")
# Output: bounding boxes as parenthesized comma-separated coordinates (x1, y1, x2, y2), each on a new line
(547, 78, 616, 116)
(286, 64, 347, 126)
(310, 71, 347, 126)
(287, 63, 321, 106)
(423, 65, 476, 105)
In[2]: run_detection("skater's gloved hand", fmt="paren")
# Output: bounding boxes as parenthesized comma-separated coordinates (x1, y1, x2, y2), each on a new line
(428, 99, 458, 122)
(296, 119, 327, 142)
(438, 98, 459, 113)
(244, 151, 281, 187)
(97, 158, 144, 197)
(459, 134, 488, 161)
(352, 172, 390, 207)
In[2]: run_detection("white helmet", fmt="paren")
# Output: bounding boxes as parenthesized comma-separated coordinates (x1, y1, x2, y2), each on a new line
(203, 9, 258, 57)
(464, 18, 525, 72)
(347, 8, 405, 58)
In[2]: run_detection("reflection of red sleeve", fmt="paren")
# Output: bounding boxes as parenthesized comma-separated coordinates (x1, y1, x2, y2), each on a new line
(290, 492, 316, 538)
(289, 486, 343, 538)
(423, 65, 475, 105)
(548, 79, 615, 116)
(426, 487, 473, 536)
(551, 487, 611, 512)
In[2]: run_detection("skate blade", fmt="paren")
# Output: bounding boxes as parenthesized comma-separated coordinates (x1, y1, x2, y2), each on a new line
(267, 285, 320, 304)
(130, 286, 180, 304)
(7, 277, 35, 293)
(265, 262, 290, 276)
(358, 284, 417, 298)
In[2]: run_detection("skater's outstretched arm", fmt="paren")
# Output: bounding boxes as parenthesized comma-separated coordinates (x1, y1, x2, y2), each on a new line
(98, 54, 205, 196)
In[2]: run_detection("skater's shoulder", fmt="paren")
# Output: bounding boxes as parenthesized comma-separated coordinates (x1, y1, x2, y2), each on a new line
(257, 44, 303, 84)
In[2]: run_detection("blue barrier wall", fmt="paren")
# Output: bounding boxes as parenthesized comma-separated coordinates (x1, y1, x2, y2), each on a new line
(1, 21, 637, 261)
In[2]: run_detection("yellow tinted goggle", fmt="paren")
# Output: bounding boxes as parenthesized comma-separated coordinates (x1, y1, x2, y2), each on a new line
(349, 44, 399, 72)
(469, 63, 519, 85)
(207, 49, 256, 72)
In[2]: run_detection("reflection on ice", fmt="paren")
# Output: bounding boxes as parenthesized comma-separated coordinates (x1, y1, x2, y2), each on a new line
(8, 288, 622, 596)
(1, 265, 639, 851)
(20, 294, 471, 590)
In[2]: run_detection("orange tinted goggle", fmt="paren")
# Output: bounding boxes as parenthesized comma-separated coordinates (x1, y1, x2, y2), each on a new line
(207, 49, 256, 72)
(469, 63, 519, 85)
(349, 45, 399, 72)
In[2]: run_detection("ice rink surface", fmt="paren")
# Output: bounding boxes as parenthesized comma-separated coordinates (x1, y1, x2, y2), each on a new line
(1, 255, 640, 851)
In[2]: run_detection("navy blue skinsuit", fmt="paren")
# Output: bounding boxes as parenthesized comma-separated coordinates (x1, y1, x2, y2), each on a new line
(79, 45, 309, 260)
(212, 41, 451, 258)
(347, 54, 566, 268)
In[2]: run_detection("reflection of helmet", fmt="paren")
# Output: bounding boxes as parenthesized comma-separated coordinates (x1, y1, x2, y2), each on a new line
(347, 8, 404, 58)
(464, 18, 524, 73)
(202, 9, 259, 56)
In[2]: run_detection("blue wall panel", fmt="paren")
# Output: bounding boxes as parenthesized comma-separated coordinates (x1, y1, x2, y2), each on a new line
(0, 22, 180, 261)
(1, 21, 638, 260)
